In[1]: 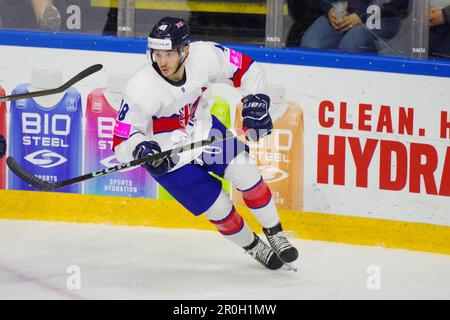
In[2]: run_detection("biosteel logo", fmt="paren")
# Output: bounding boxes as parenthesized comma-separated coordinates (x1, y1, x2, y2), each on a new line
(259, 165, 289, 183)
(248, 129, 294, 183)
(24, 149, 67, 168)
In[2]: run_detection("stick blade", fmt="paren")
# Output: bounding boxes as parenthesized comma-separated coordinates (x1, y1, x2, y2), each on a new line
(6, 157, 56, 191)
(0, 64, 103, 102)
(63, 64, 103, 89)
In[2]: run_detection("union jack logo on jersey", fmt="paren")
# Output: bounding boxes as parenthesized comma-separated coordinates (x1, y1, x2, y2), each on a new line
(179, 97, 200, 127)
(152, 88, 207, 135)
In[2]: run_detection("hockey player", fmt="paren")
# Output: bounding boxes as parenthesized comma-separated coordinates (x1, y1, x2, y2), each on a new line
(113, 17, 299, 270)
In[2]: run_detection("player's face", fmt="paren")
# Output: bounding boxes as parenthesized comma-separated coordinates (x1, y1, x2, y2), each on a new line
(154, 49, 182, 78)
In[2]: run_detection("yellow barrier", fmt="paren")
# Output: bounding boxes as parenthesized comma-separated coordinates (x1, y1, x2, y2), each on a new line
(90, 0, 289, 15)
(1, 189, 449, 255)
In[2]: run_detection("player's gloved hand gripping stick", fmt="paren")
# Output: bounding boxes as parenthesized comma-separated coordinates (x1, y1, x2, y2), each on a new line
(133, 140, 179, 177)
(7, 128, 249, 191)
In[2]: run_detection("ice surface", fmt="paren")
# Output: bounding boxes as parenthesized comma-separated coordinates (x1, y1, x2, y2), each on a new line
(0, 219, 449, 300)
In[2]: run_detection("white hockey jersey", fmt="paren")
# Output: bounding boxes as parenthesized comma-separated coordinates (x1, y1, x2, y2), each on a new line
(113, 41, 267, 171)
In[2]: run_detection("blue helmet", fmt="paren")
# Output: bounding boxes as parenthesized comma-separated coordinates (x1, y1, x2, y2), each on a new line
(148, 17, 190, 52)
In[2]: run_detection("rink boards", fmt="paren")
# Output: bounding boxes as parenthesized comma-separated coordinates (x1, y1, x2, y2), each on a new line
(0, 31, 449, 255)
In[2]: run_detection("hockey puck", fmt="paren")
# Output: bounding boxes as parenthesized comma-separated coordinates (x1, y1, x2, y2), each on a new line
(0, 135, 6, 159)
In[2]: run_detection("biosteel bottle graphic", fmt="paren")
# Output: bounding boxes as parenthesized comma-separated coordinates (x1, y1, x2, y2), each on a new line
(234, 86, 304, 210)
(8, 84, 82, 193)
(85, 87, 156, 198)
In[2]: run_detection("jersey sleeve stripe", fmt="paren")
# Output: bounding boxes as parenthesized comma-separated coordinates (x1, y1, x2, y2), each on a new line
(112, 135, 126, 151)
(152, 114, 183, 134)
(232, 54, 254, 88)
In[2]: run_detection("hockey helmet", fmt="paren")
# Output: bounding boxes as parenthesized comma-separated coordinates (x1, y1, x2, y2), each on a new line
(148, 17, 190, 52)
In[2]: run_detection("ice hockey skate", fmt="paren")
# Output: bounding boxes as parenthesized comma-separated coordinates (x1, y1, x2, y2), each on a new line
(244, 233, 284, 270)
(263, 223, 299, 271)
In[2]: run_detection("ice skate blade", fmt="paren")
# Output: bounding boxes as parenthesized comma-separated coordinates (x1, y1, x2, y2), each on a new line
(282, 262, 298, 272)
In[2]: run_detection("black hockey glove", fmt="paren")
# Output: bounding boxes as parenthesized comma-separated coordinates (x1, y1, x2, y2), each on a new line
(0, 135, 6, 159)
(133, 141, 178, 177)
(241, 93, 273, 141)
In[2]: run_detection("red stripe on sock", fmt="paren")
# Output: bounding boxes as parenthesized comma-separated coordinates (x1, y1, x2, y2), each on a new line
(210, 207, 244, 235)
(242, 179, 272, 209)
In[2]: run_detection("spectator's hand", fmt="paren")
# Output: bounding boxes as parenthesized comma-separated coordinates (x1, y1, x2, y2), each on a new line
(39, 5, 61, 31)
(337, 13, 363, 32)
(328, 8, 340, 29)
(429, 9, 445, 28)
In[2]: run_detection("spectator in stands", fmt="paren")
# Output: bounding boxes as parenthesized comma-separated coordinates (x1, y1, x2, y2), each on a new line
(0, 0, 60, 31)
(286, 0, 323, 46)
(300, 0, 401, 53)
(103, 7, 118, 35)
(429, 0, 450, 58)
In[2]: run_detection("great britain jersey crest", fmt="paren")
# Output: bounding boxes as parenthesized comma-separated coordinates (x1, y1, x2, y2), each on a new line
(179, 96, 201, 127)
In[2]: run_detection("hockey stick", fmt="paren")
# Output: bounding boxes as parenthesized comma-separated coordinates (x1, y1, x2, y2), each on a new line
(6, 128, 248, 191)
(0, 64, 103, 102)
